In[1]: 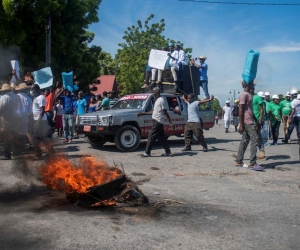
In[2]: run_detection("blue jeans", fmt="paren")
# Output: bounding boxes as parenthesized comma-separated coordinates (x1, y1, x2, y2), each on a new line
(260, 120, 268, 146)
(199, 80, 210, 107)
(63, 114, 74, 140)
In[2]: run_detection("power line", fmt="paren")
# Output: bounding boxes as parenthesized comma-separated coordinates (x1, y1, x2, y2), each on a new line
(179, 0, 300, 5)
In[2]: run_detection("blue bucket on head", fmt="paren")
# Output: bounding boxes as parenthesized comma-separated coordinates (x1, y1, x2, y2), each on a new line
(242, 49, 260, 84)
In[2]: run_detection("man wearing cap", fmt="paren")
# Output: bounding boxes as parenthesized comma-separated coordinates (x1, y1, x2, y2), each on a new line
(283, 89, 300, 144)
(137, 87, 173, 157)
(191, 55, 210, 109)
(232, 100, 240, 132)
(0, 83, 21, 159)
(268, 95, 282, 145)
(168, 44, 186, 93)
(222, 100, 232, 133)
(15, 83, 33, 154)
(280, 92, 291, 136)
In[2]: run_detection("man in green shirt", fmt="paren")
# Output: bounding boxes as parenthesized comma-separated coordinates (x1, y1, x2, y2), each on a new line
(280, 92, 291, 136)
(264, 92, 273, 141)
(99, 91, 110, 110)
(268, 95, 282, 145)
(253, 92, 266, 159)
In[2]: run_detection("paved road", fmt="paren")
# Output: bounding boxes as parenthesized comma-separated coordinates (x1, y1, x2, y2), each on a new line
(0, 122, 299, 250)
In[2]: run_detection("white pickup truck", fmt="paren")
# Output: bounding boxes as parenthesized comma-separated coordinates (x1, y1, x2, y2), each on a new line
(77, 93, 215, 151)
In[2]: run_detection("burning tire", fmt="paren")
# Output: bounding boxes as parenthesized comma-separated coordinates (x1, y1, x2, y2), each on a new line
(86, 136, 106, 148)
(114, 125, 140, 152)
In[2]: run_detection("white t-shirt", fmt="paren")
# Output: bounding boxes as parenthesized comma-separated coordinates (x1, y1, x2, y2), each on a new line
(55, 103, 63, 116)
(0, 92, 21, 126)
(152, 97, 167, 124)
(32, 94, 47, 121)
(291, 99, 300, 117)
(223, 105, 233, 121)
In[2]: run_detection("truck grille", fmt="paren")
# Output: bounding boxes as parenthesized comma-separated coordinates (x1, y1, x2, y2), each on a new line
(79, 117, 101, 125)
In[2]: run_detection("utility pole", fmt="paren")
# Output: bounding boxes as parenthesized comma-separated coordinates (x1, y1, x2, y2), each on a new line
(229, 89, 240, 106)
(45, 13, 51, 67)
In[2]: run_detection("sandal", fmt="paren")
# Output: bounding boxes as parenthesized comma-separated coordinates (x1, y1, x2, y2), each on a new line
(235, 162, 244, 167)
(250, 164, 265, 171)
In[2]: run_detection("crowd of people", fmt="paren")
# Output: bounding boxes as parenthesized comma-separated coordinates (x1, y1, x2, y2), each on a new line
(0, 76, 119, 160)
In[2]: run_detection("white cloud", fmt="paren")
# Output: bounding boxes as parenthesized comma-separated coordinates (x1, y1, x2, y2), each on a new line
(259, 43, 300, 53)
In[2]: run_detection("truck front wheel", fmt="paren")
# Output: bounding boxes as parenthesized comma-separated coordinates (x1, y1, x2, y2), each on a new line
(114, 125, 141, 152)
(86, 136, 106, 148)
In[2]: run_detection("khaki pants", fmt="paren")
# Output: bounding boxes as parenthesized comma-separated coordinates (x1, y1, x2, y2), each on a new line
(282, 116, 289, 135)
(184, 122, 207, 148)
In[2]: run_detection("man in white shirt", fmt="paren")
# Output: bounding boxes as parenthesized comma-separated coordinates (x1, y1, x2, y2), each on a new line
(168, 44, 186, 93)
(0, 83, 21, 159)
(222, 100, 233, 133)
(137, 87, 173, 157)
(288, 93, 300, 144)
(30, 84, 49, 159)
(15, 83, 33, 154)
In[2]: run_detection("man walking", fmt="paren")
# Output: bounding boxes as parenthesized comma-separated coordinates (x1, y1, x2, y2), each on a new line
(232, 100, 239, 132)
(288, 94, 300, 144)
(268, 95, 282, 145)
(280, 92, 291, 136)
(137, 87, 173, 157)
(235, 81, 262, 170)
(222, 100, 232, 133)
(181, 94, 214, 152)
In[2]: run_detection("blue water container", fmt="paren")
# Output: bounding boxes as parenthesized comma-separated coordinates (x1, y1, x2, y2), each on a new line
(242, 49, 260, 84)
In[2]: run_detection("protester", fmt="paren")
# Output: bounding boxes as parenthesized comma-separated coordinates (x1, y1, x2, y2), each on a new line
(58, 88, 75, 143)
(95, 94, 102, 110)
(44, 87, 55, 138)
(283, 89, 300, 144)
(215, 115, 219, 125)
(53, 99, 63, 137)
(222, 100, 232, 133)
(88, 97, 98, 113)
(232, 100, 239, 132)
(287, 94, 300, 144)
(31, 84, 49, 159)
(257, 91, 269, 147)
(99, 91, 110, 110)
(252, 91, 266, 160)
(268, 95, 282, 145)
(150, 47, 168, 92)
(141, 65, 153, 89)
(181, 94, 214, 152)
(235, 81, 262, 170)
(168, 44, 186, 93)
(280, 92, 291, 136)
(264, 91, 273, 140)
(15, 83, 33, 155)
(137, 87, 173, 157)
(109, 90, 119, 108)
(0, 84, 20, 160)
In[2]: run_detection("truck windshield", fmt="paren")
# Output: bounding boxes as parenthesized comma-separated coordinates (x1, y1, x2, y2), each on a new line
(111, 99, 147, 110)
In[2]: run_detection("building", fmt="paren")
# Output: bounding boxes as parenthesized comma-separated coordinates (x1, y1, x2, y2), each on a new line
(89, 75, 117, 97)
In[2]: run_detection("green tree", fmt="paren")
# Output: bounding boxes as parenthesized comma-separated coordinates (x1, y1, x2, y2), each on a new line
(98, 51, 118, 75)
(116, 14, 192, 95)
(1, 0, 102, 87)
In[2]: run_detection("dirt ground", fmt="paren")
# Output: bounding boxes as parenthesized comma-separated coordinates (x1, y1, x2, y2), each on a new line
(0, 121, 299, 250)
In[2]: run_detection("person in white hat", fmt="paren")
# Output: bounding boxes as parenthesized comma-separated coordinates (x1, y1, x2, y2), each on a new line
(191, 55, 210, 109)
(280, 92, 292, 136)
(283, 90, 300, 144)
(268, 95, 282, 145)
(0, 83, 22, 159)
(15, 83, 33, 152)
(263, 91, 273, 141)
(222, 100, 232, 133)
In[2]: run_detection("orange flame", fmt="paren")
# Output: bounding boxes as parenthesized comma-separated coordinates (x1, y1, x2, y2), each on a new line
(40, 156, 121, 194)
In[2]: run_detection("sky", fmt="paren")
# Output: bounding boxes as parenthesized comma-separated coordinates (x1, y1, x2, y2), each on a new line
(89, 0, 300, 105)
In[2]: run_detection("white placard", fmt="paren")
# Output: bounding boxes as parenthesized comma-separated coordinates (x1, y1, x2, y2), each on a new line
(148, 49, 169, 70)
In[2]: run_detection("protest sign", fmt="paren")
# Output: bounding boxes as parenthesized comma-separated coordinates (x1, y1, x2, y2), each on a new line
(32, 67, 53, 89)
(62, 71, 73, 89)
(10, 60, 21, 83)
(148, 49, 169, 70)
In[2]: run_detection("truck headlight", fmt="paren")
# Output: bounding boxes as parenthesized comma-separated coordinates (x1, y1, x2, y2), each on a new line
(108, 116, 113, 125)
(102, 117, 108, 126)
